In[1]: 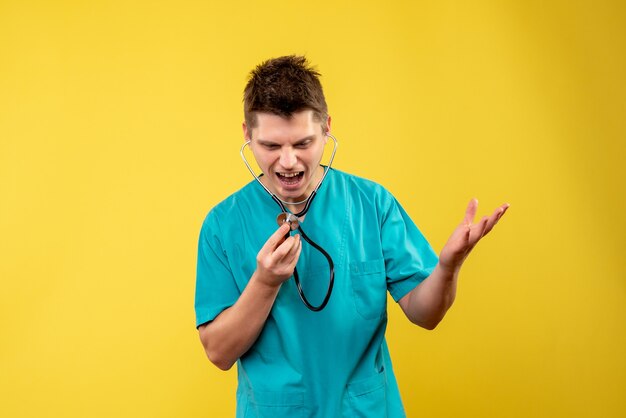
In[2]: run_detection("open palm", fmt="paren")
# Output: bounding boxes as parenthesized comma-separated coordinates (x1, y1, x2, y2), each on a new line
(439, 199, 510, 272)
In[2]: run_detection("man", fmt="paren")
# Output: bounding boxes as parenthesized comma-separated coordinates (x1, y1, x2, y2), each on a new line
(195, 55, 508, 417)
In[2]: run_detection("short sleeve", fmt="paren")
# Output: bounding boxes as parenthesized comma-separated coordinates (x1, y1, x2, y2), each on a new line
(381, 195, 439, 302)
(194, 210, 240, 328)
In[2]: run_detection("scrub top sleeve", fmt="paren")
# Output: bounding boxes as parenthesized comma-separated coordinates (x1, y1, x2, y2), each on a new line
(381, 195, 439, 302)
(194, 210, 240, 328)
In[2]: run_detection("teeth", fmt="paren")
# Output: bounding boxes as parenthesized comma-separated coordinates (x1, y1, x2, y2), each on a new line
(278, 172, 301, 178)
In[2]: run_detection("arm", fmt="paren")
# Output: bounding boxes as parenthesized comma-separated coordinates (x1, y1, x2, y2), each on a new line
(198, 223, 301, 370)
(399, 198, 509, 330)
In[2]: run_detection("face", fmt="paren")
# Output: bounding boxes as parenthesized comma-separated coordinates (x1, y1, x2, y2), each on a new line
(243, 109, 330, 203)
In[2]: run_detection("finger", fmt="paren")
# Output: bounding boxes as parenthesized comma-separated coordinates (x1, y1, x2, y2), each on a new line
(459, 223, 471, 245)
(260, 223, 291, 254)
(463, 198, 479, 226)
(290, 236, 303, 267)
(499, 203, 510, 218)
(483, 206, 505, 235)
(282, 234, 302, 267)
(469, 215, 489, 245)
(272, 234, 299, 262)
(281, 233, 301, 261)
(277, 237, 301, 277)
(484, 203, 510, 234)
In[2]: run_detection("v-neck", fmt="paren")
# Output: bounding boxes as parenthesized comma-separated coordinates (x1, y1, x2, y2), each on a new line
(250, 165, 332, 229)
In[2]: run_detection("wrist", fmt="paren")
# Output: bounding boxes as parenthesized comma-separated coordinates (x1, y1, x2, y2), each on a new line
(437, 260, 461, 278)
(250, 271, 282, 294)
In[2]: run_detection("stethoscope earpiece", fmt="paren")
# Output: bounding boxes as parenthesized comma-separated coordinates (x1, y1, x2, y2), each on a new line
(240, 134, 339, 311)
(239, 134, 338, 207)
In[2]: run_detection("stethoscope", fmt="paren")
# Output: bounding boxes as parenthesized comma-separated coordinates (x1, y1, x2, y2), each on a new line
(239, 134, 338, 311)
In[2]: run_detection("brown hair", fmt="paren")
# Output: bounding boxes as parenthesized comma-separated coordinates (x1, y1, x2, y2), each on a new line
(243, 55, 328, 133)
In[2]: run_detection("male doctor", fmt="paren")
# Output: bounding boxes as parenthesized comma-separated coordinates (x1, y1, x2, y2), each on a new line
(195, 55, 509, 417)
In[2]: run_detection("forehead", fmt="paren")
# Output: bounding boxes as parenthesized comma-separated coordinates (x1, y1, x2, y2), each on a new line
(251, 110, 321, 140)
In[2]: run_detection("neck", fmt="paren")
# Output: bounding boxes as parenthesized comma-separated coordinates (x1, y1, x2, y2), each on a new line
(286, 201, 307, 215)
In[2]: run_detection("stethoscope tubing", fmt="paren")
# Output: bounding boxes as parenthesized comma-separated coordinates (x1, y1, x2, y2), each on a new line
(293, 225, 334, 311)
(240, 133, 338, 311)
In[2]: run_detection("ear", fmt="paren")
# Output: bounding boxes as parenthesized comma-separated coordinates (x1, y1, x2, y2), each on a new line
(242, 122, 251, 141)
(323, 116, 332, 143)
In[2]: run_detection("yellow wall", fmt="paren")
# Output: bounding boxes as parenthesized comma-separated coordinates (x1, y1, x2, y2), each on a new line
(1, 1, 624, 417)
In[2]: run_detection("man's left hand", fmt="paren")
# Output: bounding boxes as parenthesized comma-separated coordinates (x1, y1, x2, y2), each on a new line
(438, 198, 510, 273)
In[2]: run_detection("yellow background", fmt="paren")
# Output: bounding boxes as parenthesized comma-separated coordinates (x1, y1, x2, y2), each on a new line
(1, 1, 624, 417)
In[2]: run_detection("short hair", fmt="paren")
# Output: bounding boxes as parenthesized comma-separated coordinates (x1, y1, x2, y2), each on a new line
(243, 55, 328, 133)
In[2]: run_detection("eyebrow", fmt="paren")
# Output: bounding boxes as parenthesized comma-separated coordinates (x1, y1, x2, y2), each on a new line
(256, 135, 316, 146)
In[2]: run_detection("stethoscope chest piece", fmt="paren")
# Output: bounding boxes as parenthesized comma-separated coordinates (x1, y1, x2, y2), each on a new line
(277, 212, 300, 231)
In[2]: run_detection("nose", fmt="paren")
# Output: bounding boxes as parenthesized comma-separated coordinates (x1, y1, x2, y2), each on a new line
(279, 146, 297, 169)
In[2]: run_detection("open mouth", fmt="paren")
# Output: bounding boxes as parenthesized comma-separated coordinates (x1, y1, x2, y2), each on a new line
(276, 171, 304, 187)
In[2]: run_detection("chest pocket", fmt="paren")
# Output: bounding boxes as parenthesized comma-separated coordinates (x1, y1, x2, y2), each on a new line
(349, 259, 387, 320)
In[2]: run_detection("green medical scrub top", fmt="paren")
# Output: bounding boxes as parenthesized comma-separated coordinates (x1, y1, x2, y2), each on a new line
(195, 168, 438, 418)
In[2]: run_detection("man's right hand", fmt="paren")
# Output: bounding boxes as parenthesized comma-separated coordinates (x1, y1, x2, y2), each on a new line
(255, 223, 302, 288)
(199, 222, 302, 370)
